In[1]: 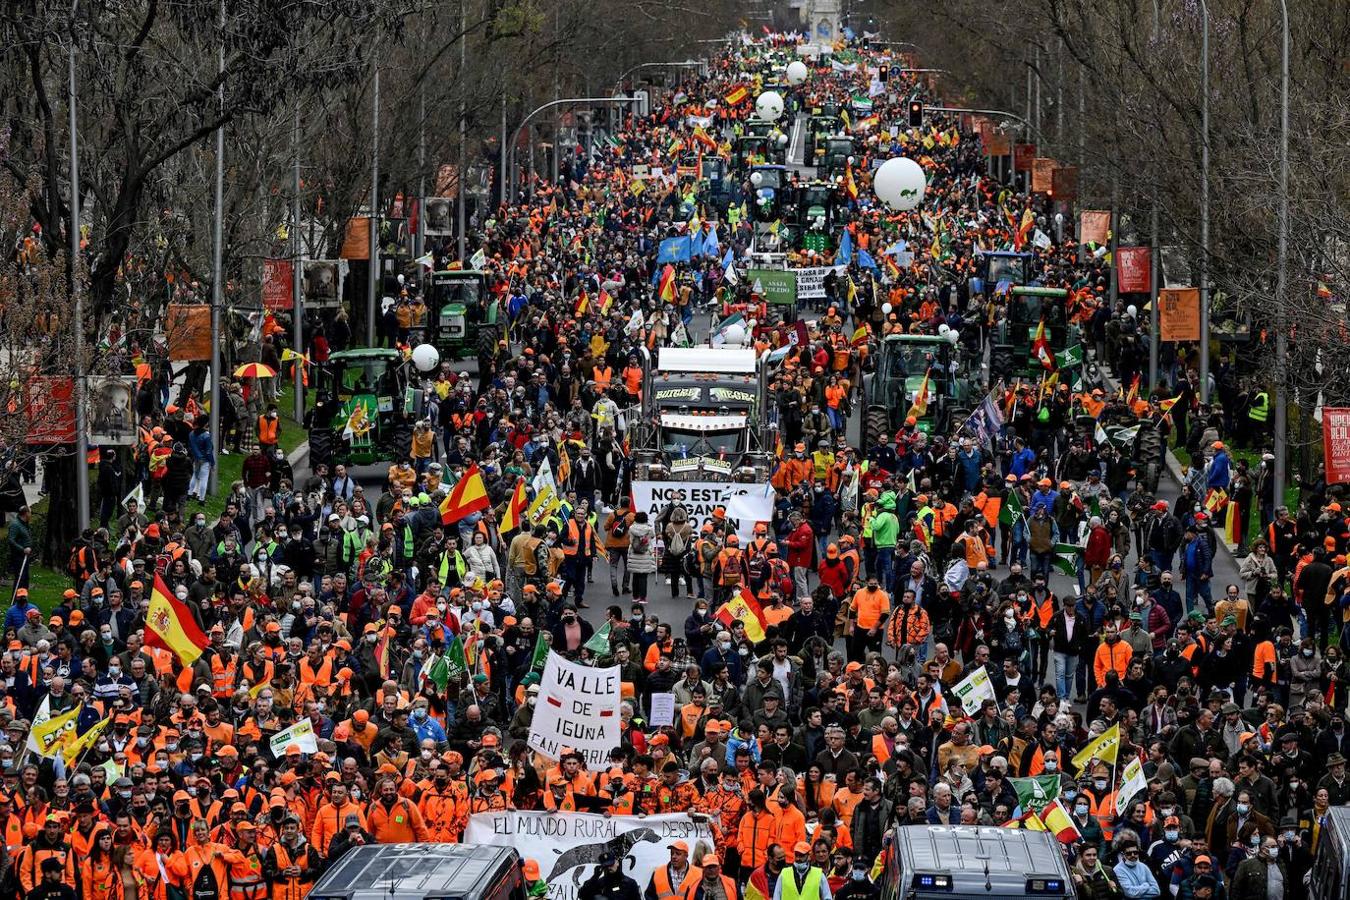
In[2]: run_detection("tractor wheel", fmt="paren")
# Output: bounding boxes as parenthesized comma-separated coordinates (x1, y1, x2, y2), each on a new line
(988, 345, 1015, 384)
(477, 325, 500, 360)
(864, 407, 890, 452)
(307, 428, 335, 469)
(385, 421, 414, 461)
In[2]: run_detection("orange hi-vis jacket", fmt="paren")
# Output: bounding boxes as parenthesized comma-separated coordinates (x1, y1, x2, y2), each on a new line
(366, 795, 429, 843)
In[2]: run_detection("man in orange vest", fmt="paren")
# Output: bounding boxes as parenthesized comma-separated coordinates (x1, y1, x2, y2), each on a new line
(261, 816, 322, 900)
(366, 777, 428, 842)
(559, 508, 597, 608)
(645, 840, 701, 900)
(257, 404, 280, 457)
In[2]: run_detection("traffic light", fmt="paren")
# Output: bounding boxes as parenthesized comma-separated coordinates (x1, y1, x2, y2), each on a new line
(878, 65, 888, 83)
(907, 100, 924, 127)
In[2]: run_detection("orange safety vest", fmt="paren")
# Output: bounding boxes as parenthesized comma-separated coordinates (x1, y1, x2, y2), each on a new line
(872, 733, 894, 765)
(683, 875, 737, 900)
(257, 416, 279, 445)
(211, 654, 238, 699)
(298, 657, 333, 688)
(716, 549, 744, 586)
(593, 366, 613, 392)
(563, 520, 594, 557)
(653, 864, 703, 900)
(267, 842, 314, 900)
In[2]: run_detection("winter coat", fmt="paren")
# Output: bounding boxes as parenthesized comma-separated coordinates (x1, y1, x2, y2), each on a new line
(626, 523, 658, 574)
(464, 543, 500, 581)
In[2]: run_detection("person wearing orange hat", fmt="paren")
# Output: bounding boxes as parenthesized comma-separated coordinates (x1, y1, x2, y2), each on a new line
(646, 839, 701, 900)
(684, 853, 738, 900)
(778, 841, 828, 900)
(365, 775, 428, 843)
(167, 819, 249, 900)
(308, 778, 366, 857)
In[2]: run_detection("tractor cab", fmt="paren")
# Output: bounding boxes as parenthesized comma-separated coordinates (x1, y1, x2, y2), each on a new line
(989, 285, 1077, 382)
(863, 333, 972, 446)
(311, 348, 415, 466)
(821, 136, 855, 180)
(786, 181, 840, 254)
(977, 251, 1034, 294)
(426, 269, 498, 361)
(749, 165, 790, 223)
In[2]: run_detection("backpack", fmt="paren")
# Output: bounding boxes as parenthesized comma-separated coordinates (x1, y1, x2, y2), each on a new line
(667, 528, 687, 556)
(633, 532, 652, 556)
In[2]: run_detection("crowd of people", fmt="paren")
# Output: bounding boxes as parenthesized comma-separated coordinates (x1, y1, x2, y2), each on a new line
(0, 30, 1334, 900)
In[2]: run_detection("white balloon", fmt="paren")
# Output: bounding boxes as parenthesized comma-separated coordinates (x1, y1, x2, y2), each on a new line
(411, 344, 440, 373)
(786, 60, 809, 85)
(750, 171, 764, 187)
(873, 157, 928, 210)
(396, 274, 405, 286)
(755, 91, 784, 122)
(937, 323, 950, 336)
(722, 322, 748, 345)
(882, 302, 893, 314)
(776, 133, 789, 146)
(1126, 305, 1138, 318)
(945, 330, 960, 344)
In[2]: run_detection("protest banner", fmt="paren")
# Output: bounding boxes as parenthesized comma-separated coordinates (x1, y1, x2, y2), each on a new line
(339, 216, 371, 260)
(165, 304, 213, 361)
(952, 665, 997, 715)
(1324, 408, 1350, 484)
(794, 265, 846, 301)
(746, 269, 798, 306)
(24, 377, 76, 445)
(649, 694, 676, 728)
(1051, 166, 1079, 201)
(631, 481, 775, 542)
(1031, 158, 1057, 194)
(528, 653, 622, 767)
(465, 812, 714, 900)
(268, 717, 319, 756)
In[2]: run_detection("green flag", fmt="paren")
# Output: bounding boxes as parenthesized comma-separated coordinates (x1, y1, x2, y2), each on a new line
(1000, 485, 1024, 526)
(529, 631, 550, 673)
(1010, 775, 1061, 814)
(444, 636, 469, 684)
(584, 621, 613, 656)
(1055, 344, 1084, 368)
(1052, 542, 1081, 577)
(427, 655, 450, 693)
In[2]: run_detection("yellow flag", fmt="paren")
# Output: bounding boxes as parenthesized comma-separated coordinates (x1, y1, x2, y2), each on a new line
(248, 679, 273, 699)
(62, 716, 109, 765)
(1071, 722, 1120, 773)
(30, 704, 82, 759)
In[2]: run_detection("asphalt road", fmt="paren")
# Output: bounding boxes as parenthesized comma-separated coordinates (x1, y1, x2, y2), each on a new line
(289, 320, 1241, 674)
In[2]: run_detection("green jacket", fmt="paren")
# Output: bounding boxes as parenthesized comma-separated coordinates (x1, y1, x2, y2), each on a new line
(7, 517, 30, 554)
(870, 511, 899, 549)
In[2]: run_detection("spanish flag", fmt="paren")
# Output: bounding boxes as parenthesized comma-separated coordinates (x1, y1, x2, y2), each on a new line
(1158, 394, 1183, 421)
(692, 125, 718, 152)
(146, 574, 210, 666)
(1032, 318, 1054, 370)
(844, 163, 859, 200)
(715, 587, 769, 643)
(599, 289, 614, 315)
(498, 478, 528, 536)
(1039, 798, 1082, 843)
(906, 372, 930, 420)
(725, 84, 749, 106)
(574, 292, 589, 316)
(658, 264, 677, 303)
(440, 462, 491, 525)
(1014, 207, 1035, 251)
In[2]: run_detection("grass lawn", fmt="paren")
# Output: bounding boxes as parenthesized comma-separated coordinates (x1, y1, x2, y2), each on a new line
(6, 385, 309, 614)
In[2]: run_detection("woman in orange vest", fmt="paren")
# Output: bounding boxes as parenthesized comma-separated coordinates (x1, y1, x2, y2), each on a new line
(135, 832, 184, 900)
(78, 826, 124, 900)
(169, 820, 248, 900)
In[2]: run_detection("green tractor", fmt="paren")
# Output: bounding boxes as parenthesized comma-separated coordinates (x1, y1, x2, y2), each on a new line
(989, 286, 1082, 384)
(862, 333, 975, 449)
(784, 180, 840, 254)
(426, 269, 498, 361)
(309, 348, 417, 467)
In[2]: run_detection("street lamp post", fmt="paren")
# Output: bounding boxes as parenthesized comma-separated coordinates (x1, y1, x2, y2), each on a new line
(1272, 0, 1291, 515)
(1149, 0, 1161, 390)
(208, 0, 224, 494)
(507, 97, 638, 200)
(1199, 0, 1211, 403)
(68, 0, 89, 531)
(366, 63, 380, 347)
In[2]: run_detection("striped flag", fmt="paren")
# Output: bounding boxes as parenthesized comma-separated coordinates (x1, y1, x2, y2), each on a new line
(498, 478, 528, 536)
(725, 84, 749, 106)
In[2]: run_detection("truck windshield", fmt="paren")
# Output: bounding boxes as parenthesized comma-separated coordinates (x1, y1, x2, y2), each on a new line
(886, 344, 943, 381)
(430, 277, 482, 307)
(339, 361, 393, 397)
(754, 168, 784, 190)
(987, 255, 1027, 285)
(662, 429, 743, 457)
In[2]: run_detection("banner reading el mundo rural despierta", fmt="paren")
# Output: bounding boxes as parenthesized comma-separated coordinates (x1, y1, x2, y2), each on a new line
(464, 812, 714, 900)
(632, 481, 775, 542)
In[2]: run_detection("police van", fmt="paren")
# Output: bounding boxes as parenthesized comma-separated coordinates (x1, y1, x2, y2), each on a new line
(1311, 807, 1350, 900)
(882, 825, 1075, 900)
(307, 844, 524, 900)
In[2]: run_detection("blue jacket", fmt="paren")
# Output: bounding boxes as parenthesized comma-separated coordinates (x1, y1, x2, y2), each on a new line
(724, 729, 761, 767)
(1183, 536, 1213, 580)
(1009, 448, 1037, 478)
(1113, 859, 1160, 899)
(188, 429, 215, 464)
(1207, 450, 1231, 490)
(1029, 489, 1059, 518)
(4, 601, 37, 631)
(957, 450, 982, 493)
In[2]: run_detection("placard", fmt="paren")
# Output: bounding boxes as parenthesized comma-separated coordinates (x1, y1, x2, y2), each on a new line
(1079, 210, 1111, 246)
(1051, 166, 1079, 201)
(268, 717, 318, 756)
(1158, 288, 1201, 342)
(464, 812, 714, 900)
(1324, 408, 1350, 484)
(528, 653, 622, 768)
(649, 693, 675, 727)
(631, 481, 776, 542)
(1116, 247, 1152, 294)
(1014, 143, 1037, 170)
(953, 665, 996, 715)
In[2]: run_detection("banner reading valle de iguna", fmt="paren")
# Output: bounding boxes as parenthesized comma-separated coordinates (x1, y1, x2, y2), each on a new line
(527, 652, 622, 768)
(464, 812, 714, 900)
(632, 480, 775, 542)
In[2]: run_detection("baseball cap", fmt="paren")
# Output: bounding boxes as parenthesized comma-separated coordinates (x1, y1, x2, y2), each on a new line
(701, 854, 721, 867)
(669, 840, 689, 852)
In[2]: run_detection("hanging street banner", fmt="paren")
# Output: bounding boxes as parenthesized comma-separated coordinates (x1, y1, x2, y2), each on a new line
(528, 653, 622, 768)
(632, 481, 775, 542)
(465, 812, 714, 900)
(1158, 288, 1201, 341)
(1324, 408, 1350, 484)
(1116, 247, 1152, 294)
